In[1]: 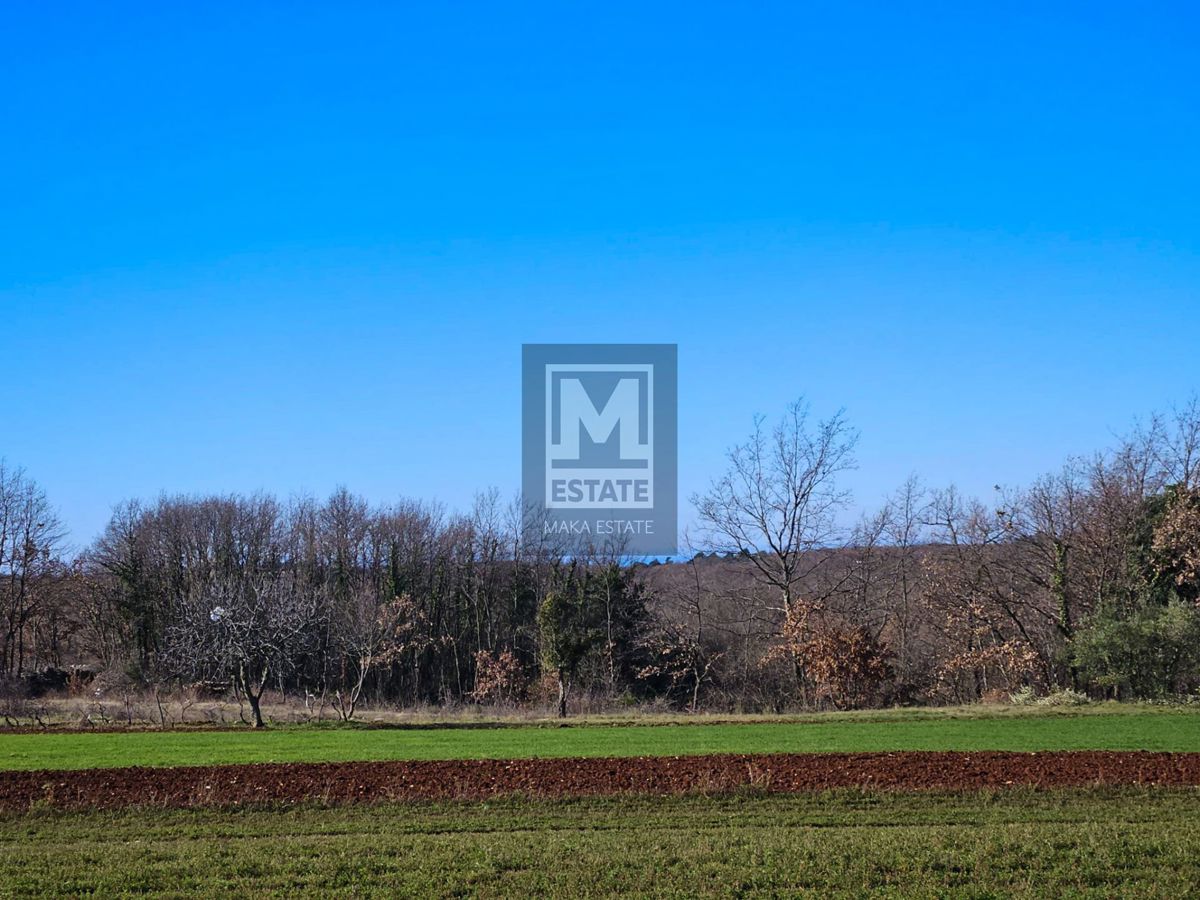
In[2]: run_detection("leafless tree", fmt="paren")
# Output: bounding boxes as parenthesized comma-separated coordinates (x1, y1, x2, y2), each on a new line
(166, 568, 320, 728)
(877, 476, 929, 682)
(692, 398, 858, 617)
(0, 462, 67, 677)
(331, 593, 425, 721)
(641, 554, 722, 711)
(157, 495, 319, 728)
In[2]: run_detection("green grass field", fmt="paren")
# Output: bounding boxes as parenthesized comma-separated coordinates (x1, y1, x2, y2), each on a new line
(2, 789, 1197, 897)
(3, 707, 1199, 896)
(2, 704, 1197, 771)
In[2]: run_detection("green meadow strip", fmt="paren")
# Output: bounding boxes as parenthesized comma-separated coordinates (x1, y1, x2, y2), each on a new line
(1, 789, 1198, 896)
(2, 706, 1198, 771)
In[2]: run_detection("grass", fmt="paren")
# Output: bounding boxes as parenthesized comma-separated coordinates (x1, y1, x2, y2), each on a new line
(1, 704, 1198, 771)
(1, 788, 1198, 896)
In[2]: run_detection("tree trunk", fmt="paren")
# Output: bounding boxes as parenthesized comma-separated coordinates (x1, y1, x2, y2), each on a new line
(557, 671, 568, 718)
(1053, 540, 1080, 691)
(238, 662, 268, 729)
(246, 688, 265, 729)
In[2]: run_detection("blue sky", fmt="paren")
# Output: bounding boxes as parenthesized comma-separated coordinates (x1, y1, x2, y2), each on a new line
(3, 3, 1198, 547)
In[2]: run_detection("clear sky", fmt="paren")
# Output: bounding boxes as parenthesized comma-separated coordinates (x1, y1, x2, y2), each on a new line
(3, 3, 1198, 548)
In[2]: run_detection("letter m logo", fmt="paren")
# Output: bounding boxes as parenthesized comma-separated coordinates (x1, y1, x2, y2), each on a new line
(545, 364, 654, 508)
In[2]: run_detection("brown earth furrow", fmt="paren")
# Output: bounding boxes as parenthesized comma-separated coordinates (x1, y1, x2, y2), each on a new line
(3, 752, 1200, 811)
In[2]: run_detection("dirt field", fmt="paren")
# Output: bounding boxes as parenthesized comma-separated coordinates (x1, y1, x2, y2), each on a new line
(4, 750, 1200, 810)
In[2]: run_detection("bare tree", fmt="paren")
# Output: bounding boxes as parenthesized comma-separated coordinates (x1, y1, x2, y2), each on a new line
(158, 496, 319, 728)
(331, 593, 425, 721)
(878, 476, 929, 682)
(692, 399, 858, 616)
(640, 555, 722, 711)
(166, 567, 320, 729)
(1153, 394, 1200, 490)
(0, 462, 67, 677)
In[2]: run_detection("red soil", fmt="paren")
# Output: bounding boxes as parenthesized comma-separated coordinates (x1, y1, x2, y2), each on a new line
(3, 752, 1200, 810)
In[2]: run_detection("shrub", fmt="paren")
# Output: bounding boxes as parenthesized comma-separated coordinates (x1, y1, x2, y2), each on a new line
(1009, 686, 1038, 706)
(468, 649, 527, 705)
(1071, 600, 1200, 699)
(1036, 688, 1090, 707)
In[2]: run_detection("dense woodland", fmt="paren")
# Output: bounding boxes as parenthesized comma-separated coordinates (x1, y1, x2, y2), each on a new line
(3, 398, 1200, 725)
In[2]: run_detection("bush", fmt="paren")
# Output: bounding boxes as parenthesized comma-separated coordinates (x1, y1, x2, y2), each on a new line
(468, 649, 527, 705)
(1071, 600, 1200, 699)
(1036, 688, 1090, 707)
(1009, 686, 1037, 706)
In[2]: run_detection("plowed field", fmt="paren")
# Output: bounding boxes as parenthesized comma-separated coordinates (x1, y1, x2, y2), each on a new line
(5, 750, 1200, 810)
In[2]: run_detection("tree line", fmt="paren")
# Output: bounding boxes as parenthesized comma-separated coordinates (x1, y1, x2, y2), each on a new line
(2, 397, 1199, 723)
